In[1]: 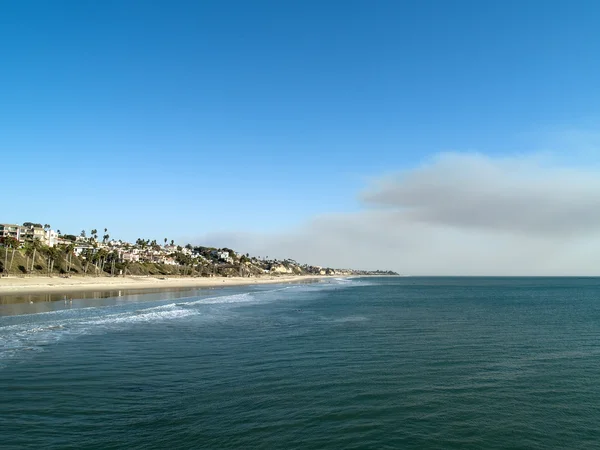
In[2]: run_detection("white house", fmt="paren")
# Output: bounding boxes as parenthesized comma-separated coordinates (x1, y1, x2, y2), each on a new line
(45, 230, 59, 247)
(74, 244, 95, 256)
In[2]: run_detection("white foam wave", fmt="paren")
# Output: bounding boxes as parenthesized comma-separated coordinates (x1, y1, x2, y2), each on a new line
(0, 284, 311, 366)
(0, 292, 261, 363)
(333, 315, 369, 323)
(137, 303, 179, 312)
(186, 292, 255, 306)
(332, 278, 377, 288)
(85, 308, 195, 326)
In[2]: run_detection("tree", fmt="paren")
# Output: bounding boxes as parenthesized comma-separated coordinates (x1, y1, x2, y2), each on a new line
(136, 238, 148, 250)
(0, 237, 11, 275)
(81, 230, 86, 238)
(29, 239, 44, 273)
(82, 249, 90, 276)
(23, 242, 34, 273)
(64, 243, 75, 274)
(9, 244, 17, 272)
(46, 246, 61, 275)
(164, 238, 168, 246)
(108, 250, 119, 276)
(96, 248, 109, 275)
(170, 239, 174, 246)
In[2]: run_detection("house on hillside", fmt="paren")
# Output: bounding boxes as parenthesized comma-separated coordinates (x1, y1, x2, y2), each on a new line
(119, 250, 140, 263)
(217, 251, 233, 263)
(0, 224, 21, 241)
(20, 225, 46, 244)
(74, 244, 96, 256)
(45, 230, 59, 247)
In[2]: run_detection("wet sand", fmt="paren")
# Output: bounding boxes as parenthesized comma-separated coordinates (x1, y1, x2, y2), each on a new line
(0, 274, 326, 300)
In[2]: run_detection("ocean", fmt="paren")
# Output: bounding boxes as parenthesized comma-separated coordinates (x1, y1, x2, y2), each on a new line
(2, 277, 600, 449)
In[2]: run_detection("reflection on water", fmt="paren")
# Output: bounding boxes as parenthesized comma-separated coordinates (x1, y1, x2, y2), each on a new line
(0, 287, 210, 305)
(0, 286, 225, 317)
(0, 279, 325, 317)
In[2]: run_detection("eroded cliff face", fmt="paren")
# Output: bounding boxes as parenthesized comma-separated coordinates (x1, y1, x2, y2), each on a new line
(270, 264, 293, 274)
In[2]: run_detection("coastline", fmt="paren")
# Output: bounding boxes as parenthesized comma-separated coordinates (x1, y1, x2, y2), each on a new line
(0, 274, 329, 296)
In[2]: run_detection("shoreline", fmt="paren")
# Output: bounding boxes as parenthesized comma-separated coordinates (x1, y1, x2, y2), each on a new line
(0, 274, 330, 297)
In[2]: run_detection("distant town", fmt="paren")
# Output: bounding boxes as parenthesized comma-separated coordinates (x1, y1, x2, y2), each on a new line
(0, 222, 398, 278)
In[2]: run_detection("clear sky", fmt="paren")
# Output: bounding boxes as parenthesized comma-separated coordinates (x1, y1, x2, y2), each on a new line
(2, 1, 600, 273)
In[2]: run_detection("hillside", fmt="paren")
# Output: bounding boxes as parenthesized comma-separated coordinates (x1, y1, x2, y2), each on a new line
(0, 244, 398, 278)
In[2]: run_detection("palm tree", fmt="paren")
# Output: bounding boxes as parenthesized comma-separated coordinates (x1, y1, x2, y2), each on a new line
(46, 246, 60, 276)
(64, 244, 74, 274)
(23, 242, 34, 273)
(164, 238, 168, 246)
(97, 248, 109, 274)
(170, 239, 174, 246)
(136, 239, 147, 250)
(2, 239, 7, 275)
(9, 242, 17, 273)
(30, 239, 43, 273)
(82, 249, 90, 276)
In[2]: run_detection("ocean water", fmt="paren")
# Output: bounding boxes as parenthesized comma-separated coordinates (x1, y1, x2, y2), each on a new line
(2, 277, 600, 449)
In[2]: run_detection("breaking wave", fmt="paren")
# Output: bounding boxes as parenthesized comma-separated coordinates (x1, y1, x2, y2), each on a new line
(0, 278, 374, 367)
(0, 290, 268, 366)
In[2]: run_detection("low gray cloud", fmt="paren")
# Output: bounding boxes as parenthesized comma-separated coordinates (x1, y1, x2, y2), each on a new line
(362, 152, 600, 236)
(188, 153, 600, 275)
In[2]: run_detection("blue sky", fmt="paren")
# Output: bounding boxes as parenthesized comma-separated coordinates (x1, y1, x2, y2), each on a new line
(2, 0, 600, 246)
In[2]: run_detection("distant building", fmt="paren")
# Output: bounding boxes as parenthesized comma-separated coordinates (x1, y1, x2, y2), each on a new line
(20, 225, 46, 244)
(73, 244, 95, 256)
(0, 224, 21, 241)
(119, 251, 140, 263)
(45, 230, 59, 247)
(216, 251, 233, 263)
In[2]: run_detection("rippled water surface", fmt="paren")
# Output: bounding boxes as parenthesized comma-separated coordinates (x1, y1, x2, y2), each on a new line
(2, 277, 600, 449)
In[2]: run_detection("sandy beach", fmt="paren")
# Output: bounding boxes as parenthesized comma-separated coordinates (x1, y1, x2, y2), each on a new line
(0, 274, 327, 296)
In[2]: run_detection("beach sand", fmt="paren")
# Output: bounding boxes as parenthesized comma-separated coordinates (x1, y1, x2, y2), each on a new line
(0, 274, 327, 295)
